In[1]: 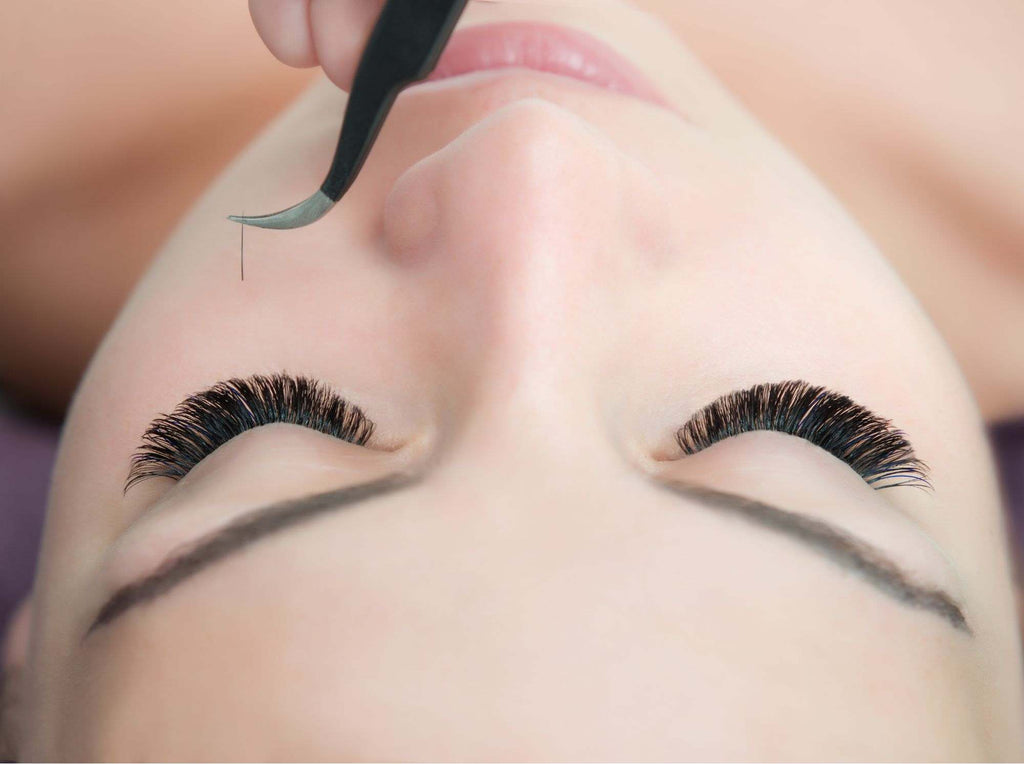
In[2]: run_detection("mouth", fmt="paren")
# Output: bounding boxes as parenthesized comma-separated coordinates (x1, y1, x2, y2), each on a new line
(423, 21, 671, 109)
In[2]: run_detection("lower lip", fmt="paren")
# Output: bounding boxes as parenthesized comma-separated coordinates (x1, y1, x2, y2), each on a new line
(425, 21, 670, 108)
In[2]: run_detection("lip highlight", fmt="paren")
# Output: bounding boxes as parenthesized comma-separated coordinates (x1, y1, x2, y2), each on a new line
(425, 21, 670, 108)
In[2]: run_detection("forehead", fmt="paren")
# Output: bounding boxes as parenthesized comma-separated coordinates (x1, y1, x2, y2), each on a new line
(65, 476, 983, 759)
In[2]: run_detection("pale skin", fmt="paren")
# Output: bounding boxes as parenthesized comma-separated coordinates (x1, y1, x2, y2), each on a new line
(2, 0, 1024, 759)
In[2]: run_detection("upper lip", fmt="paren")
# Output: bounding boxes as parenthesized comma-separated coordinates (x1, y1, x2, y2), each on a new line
(424, 20, 671, 109)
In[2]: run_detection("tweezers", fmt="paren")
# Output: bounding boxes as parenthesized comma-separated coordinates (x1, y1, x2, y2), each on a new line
(228, 0, 471, 230)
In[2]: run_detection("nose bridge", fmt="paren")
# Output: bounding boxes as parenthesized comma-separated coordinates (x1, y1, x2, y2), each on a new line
(383, 98, 647, 473)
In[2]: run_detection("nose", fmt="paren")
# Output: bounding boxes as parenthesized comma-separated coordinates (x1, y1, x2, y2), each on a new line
(385, 96, 632, 298)
(382, 98, 667, 474)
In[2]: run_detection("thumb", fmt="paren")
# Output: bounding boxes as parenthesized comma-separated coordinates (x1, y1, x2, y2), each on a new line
(249, 0, 388, 92)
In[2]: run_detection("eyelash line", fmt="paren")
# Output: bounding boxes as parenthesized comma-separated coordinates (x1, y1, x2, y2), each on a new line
(128, 376, 927, 492)
(675, 380, 930, 490)
(125, 373, 375, 492)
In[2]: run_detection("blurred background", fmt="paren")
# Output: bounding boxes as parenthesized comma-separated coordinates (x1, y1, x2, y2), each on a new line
(1, 0, 1022, 638)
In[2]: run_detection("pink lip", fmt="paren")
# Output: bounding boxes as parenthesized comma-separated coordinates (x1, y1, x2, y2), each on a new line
(425, 21, 670, 108)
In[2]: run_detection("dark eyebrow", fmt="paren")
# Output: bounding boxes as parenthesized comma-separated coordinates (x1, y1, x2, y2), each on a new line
(85, 471, 422, 638)
(652, 479, 970, 634)
(85, 471, 971, 638)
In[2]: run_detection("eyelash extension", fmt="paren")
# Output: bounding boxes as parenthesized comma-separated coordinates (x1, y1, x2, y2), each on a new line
(125, 373, 375, 492)
(675, 380, 930, 490)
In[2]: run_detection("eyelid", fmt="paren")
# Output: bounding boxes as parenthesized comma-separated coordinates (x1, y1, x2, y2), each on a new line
(651, 476, 971, 633)
(659, 418, 968, 614)
(108, 429, 396, 593)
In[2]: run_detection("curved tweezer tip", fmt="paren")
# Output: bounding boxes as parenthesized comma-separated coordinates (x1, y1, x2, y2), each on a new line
(227, 189, 335, 230)
(229, 0, 470, 231)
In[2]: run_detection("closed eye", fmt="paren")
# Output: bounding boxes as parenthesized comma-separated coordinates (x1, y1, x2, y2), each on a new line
(125, 373, 375, 492)
(675, 381, 930, 490)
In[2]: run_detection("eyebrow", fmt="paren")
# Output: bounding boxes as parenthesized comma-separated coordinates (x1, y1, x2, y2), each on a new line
(85, 471, 971, 638)
(654, 479, 969, 634)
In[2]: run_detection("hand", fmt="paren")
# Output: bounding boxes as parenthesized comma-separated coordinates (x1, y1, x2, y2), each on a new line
(249, 0, 388, 91)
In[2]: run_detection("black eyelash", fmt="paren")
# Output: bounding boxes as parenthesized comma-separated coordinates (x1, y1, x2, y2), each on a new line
(675, 380, 930, 489)
(125, 373, 375, 492)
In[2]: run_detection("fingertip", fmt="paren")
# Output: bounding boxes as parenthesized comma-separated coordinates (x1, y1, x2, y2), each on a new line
(249, 0, 318, 68)
(309, 0, 384, 91)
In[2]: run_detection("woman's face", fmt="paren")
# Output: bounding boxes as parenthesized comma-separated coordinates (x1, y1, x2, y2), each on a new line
(17, 0, 1024, 758)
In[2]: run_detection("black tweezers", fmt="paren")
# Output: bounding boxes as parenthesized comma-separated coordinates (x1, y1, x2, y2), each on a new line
(229, 0, 470, 230)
